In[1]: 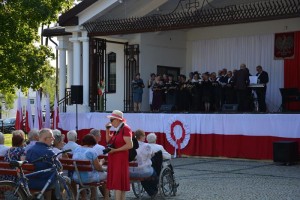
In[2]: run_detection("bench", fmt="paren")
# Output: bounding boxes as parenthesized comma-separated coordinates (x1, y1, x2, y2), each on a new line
(0, 161, 35, 176)
(60, 157, 153, 199)
(59, 158, 107, 200)
(0, 161, 49, 195)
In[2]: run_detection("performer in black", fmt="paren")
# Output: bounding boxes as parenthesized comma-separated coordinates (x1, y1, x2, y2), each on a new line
(255, 65, 269, 112)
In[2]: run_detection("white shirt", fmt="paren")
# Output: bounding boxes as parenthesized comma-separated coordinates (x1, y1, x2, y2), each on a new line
(62, 141, 80, 154)
(130, 141, 153, 174)
(0, 145, 9, 156)
(148, 143, 171, 160)
(52, 147, 63, 159)
(93, 144, 105, 156)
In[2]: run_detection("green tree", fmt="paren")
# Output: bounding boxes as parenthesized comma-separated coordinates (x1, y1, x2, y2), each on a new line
(40, 63, 56, 106)
(0, 0, 75, 106)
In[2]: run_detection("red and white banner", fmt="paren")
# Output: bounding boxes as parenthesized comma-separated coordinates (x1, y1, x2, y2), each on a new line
(25, 93, 33, 132)
(58, 113, 300, 160)
(15, 93, 23, 130)
(53, 94, 59, 129)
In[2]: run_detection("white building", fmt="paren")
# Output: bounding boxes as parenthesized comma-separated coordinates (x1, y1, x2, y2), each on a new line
(2, 89, 47, 119)
(42, 0, 300, 113)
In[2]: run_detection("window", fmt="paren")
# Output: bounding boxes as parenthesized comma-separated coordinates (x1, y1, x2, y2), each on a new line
(30, 99, 34, 104)
(107, 52, 116, 93)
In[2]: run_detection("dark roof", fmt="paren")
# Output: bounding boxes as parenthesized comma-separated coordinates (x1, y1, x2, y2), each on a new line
(42, 26, 71, 37)
(58, 0, 98, 26)
(83, 0, 300, 36)
(45, 0, 299, 37)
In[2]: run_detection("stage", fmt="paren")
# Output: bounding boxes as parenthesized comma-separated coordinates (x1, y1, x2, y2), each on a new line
(59, 112, 300, 160)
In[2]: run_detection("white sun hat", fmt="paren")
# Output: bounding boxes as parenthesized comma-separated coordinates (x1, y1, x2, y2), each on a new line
(106, 110, 124, 121)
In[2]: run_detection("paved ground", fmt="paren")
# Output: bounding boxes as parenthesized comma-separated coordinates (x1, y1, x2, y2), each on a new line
(124, 157, 300, 200)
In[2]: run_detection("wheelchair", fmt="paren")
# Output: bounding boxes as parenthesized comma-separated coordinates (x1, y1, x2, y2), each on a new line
(131, 158, 178, 199)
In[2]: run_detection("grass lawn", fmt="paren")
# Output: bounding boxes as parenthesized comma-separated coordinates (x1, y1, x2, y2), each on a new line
(4, 134, 12, 147)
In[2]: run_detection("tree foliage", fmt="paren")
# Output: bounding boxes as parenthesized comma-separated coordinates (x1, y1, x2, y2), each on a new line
(0, 0, 75, 106)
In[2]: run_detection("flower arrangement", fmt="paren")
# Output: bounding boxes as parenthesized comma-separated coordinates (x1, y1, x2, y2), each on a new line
(97, 79, 105, 96)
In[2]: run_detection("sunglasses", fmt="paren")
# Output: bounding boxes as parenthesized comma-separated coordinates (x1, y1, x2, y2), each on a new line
(110, 118, 115, 123)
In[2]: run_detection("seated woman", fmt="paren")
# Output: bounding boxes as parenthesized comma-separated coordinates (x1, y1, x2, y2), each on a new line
(52, 129, 68, 159)
(130, 129, 158, 198)
(2, 131, 26, 182)
(72, 134, 108, 200)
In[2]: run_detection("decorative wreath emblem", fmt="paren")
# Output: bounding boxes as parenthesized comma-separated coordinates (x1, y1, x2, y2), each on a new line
(165, 117, 190, 156)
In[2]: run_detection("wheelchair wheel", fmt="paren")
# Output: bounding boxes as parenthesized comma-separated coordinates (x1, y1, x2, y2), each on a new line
(131, 182, 145, 198)
(158, 167, 174, 197)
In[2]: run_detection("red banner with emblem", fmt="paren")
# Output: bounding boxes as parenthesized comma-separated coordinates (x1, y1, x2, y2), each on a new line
(274, 32, 295, 59)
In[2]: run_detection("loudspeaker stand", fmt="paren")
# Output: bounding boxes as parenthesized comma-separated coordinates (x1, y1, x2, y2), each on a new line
(75, 103, 78, 133)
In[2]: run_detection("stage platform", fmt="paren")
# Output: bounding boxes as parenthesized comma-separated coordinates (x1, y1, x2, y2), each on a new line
(59, 112, 300, 160)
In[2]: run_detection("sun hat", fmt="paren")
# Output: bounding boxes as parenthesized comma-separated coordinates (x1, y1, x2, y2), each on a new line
(107, 110, 124, 121)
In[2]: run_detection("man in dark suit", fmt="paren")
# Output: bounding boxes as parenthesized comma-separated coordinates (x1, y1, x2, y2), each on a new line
(256, 65, 269, 112)
(233, 64, 250, 112)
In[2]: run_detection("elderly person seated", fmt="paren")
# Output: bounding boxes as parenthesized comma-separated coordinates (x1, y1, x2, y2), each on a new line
(0, 132, 9, 156)
(5, 131, 26, 161)
(25, 129, 39, 153)
(89, 128, 105, 156)
(72, 134, 108, 200)
(62, 130, 80, 154)
(27, 128, 58, 200)
(0, 131, 26, 182)
(146, 132, 171, 160)
(130, 129, 158, 199)
(52, 129, 68, 159)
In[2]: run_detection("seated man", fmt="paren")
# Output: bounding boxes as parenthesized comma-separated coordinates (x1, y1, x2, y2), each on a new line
(26, 128, 58, 200)
(25, 129, 39, 153)
(130, 129, 158, 199)
(146, 132, 171, 160)
(62, 130, 80, 154)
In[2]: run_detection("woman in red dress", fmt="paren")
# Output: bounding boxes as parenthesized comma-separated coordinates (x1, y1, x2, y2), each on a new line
(105, 110, 133, 200)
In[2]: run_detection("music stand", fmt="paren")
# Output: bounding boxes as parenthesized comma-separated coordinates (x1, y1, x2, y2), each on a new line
(279, 88, 299, 112)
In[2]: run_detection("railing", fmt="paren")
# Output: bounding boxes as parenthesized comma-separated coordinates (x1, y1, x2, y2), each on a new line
(58, 88, 72, 112)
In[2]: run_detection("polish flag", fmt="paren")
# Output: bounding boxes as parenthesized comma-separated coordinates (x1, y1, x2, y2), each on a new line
(15, 92, 23, 130)
(25, 93, 33, 132)
(44, 94, 51, 128)
(53, 94, 59, 129)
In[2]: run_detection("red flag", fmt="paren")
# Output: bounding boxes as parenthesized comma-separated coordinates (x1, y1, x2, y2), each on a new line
(15, 92, 23, 130)
(53, 94, 59, 129)
(25, 92, 33, 132)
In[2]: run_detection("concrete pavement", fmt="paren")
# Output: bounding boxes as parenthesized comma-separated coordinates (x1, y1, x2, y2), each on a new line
(126, 157, 300, 200)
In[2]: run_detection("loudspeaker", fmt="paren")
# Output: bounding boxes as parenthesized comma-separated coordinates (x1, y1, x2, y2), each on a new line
(222, 104, 238, 112)
(71, 85, 83, 104)
(160, 104, 174, 112)
(273, 141, 298, 164)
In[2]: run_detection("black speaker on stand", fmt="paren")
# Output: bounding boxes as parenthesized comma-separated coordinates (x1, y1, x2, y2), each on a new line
(71, 85, 83, 132)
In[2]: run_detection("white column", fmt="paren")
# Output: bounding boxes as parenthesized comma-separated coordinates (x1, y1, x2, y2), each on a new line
(57, 36, 67, 101)
(69, 32, 81, 85)
(67, 41, 73, 88)
(79, 31, 89, 106)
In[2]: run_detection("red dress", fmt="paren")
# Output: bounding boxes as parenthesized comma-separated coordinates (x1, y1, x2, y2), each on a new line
(107, 124, 132, 191)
